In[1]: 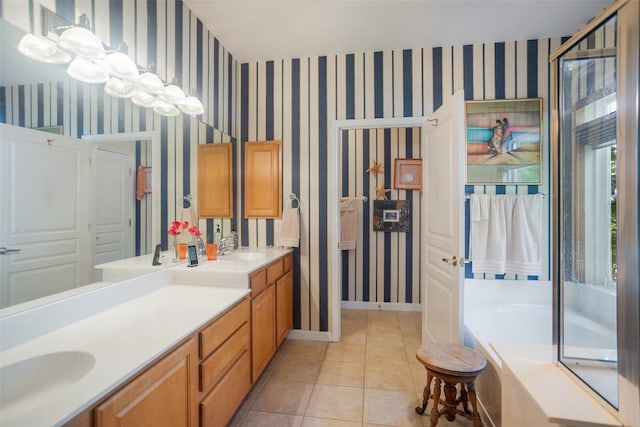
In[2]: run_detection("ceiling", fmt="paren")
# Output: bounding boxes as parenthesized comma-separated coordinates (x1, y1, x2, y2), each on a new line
(184, 0, 612, 63)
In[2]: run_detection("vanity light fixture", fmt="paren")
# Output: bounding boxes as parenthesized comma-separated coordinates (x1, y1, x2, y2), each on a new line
(16, 9, 205, 117)
(17, 33, 71, 64)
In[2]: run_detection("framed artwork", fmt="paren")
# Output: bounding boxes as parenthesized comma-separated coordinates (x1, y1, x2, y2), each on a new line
(394, 158, 422, 190)
(465, 98, 542, 184)
(373, 200, 411, 232)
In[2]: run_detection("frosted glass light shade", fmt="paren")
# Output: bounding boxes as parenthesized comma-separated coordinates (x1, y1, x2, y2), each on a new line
(131, 91, 158, 108)
(58, 27, 105, 60)
(104, 77, 137, 98)
(102, 52, 138, 80)
(153, 101, 180, 117)
(17, 34, 71, 64)
(159, 84, 185, 103)
(134, 72, 165, 94)
(67, 57, 109, 83)
(178, 96, 205, 116)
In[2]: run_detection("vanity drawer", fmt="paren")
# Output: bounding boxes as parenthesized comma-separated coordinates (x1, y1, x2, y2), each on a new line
(200, 350, 251, 427)
(266, 258, 284, 284)
(200, 323, 249, 392)
(199, 297, 249, 359)
(250, 268, 267, 296)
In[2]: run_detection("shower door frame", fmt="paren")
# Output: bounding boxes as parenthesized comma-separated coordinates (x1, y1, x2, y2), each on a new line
(551, 0, 639, 424)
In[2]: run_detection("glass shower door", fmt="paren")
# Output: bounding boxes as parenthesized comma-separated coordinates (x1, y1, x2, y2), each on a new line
(557, 14, 619, 407)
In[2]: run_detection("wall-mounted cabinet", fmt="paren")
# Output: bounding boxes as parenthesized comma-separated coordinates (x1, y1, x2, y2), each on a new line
(198, 143, 233, 218)
(244, 141, 282, 218)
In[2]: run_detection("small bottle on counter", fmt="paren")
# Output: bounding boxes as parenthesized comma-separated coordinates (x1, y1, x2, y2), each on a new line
(215, 225, 221, 244)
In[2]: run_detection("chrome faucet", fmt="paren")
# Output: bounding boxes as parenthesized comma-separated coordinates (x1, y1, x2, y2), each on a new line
(217, 231, 239, 255)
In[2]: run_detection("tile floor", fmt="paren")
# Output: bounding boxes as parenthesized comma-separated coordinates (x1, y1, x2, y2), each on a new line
(230, 309, 475, 427)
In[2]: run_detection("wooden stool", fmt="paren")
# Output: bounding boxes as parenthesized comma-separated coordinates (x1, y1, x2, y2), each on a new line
(414, 343, 487, 427)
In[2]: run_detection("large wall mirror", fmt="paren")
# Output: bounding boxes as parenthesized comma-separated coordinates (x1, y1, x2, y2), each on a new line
(0, 18, 233, 314)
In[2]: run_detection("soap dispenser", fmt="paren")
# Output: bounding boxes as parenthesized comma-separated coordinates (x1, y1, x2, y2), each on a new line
(215, 225, 221, 244)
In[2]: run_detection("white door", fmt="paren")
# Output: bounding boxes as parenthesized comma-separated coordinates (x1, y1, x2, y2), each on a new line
(421, 90, 466, 345)
(0, 124, 91, 308)
(95, 148, 134, 267)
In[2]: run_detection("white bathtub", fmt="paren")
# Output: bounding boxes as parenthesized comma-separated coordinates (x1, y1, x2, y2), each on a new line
(462, 279, 617, 427)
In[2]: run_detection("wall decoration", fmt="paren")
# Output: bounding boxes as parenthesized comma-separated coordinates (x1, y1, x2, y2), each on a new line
(373, 200, 411, 232)
(366, 160, 383, 174)
(394, 158, 422, 190)
(375, 184, 391, 200)
(466, 98, 543, 184)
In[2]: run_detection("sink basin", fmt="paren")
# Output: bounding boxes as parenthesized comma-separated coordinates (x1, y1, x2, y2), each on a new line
(0, 351, 95, 412)
(221, 251, 267, 262)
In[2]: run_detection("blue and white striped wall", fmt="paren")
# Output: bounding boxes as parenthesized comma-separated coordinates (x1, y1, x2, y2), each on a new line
(239, 38, 563, 332)
(0, 0, 238, 251)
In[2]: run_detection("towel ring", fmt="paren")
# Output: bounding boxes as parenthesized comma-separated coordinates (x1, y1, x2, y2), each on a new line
(288, 193, 303, 209)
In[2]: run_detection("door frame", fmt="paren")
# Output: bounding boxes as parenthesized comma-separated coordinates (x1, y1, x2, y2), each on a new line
(329, 117, 433, 342)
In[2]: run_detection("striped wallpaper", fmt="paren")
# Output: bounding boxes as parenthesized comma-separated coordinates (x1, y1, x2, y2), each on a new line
(239, 39, 562, 331)
(1, 1, 565, 334)
(0, 0, 238, 251)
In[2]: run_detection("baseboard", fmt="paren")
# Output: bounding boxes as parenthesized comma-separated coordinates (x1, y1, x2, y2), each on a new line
(286, 329, 332, 342)
(341, 301, 422, 312)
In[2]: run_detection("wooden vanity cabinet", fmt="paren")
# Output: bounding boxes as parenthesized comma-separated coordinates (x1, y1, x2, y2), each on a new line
(95, 337, 199, 427)
(249, 253, 293, 382)
(198, 143, 233, 218)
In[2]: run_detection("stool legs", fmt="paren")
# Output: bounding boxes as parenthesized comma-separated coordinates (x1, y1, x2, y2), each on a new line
(429, 377, 442, 427)
(443, 382, 458, 421)
(415, 372, 433, 415)
(466, 381, 483, 427)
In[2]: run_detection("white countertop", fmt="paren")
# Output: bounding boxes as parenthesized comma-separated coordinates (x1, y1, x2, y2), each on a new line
(0, 247, 291, 427)
(0, 284, 250, 427)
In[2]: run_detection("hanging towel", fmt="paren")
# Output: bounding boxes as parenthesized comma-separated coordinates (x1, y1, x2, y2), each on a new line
(340, 197, 358, 250)
(280, 207, 300, 247)
(471, 194, 515, 275)
(470, 194, 489, 221)
(506, 195, 543, 275)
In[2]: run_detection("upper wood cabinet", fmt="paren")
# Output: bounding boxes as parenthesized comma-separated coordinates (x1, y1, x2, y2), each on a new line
(198, 143, 233, 218)
(244, 141, 282, 218)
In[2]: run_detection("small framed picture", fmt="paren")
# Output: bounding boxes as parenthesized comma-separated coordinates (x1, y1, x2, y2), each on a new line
(394, 158, 422, 190)
(383, 210, 400, 222)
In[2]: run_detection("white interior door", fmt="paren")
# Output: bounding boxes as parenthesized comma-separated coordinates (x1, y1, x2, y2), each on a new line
(95, 148, 134, 268)
(0, 124, 91, 308)
(421, 90, 466, 345)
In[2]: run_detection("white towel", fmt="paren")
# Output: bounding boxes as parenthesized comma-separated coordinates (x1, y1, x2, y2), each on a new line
(280, 207, 300, 247)
(471, 194, 515, 275)
(506, 195, 542, 275)
(470, 194, 489, 221)
(340, 197, 358, 250)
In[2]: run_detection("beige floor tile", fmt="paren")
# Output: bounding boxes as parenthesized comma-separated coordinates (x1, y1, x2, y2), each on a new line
(280, 339, 328, 360)
(325, 342, 366, 363)
(305, 384, 364, 422)
(240, 410, 304, 427)
(342, 327, 367, 345)
(302, 417, 363, 427)
(362, 389, 425, 427)
(252, 381, 314, 415)
(365, 343, 409, 366)
(270, 357, 323, 383)
(366, 327, 405, 346)
(367, 310, 399, 325)
(364, 364, 415, 391)
(317, 360, 365, 387)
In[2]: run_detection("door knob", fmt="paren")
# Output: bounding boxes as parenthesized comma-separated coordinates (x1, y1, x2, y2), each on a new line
(441, 255, 459, 266)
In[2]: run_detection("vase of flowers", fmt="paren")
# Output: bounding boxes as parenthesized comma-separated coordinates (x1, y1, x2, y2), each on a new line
(168, 221, 202, 260)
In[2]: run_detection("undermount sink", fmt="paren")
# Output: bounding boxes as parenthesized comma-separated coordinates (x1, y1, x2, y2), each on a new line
(221, 251, 267, 262)
(0, 351, 95, 413)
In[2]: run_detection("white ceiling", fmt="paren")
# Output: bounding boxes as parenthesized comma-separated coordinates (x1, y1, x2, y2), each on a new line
(184, 0, 612, 63)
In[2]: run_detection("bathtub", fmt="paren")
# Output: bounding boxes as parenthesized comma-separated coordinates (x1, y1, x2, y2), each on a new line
(462, 279, 617, 427)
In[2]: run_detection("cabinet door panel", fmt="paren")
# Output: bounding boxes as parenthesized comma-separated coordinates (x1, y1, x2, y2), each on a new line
(276, 270, 293, 347)
(95, 338, 198, 427)
(244, 141, 282, 218)
(198, 143, 233, 218)
(251, 284, 276, 381)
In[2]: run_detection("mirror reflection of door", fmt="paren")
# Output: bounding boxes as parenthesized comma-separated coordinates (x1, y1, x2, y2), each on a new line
(0, 124, 91, 308)
(95, 148, 135, 272)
